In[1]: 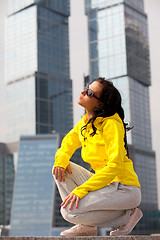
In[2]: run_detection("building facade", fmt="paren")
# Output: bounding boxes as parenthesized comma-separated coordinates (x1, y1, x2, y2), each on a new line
(10, 135, 60, 236)
(5, 0, 73, 143)
(0, 143, 14, 234)
(5, 0, 76, 236)
(85, 0, 158, 234)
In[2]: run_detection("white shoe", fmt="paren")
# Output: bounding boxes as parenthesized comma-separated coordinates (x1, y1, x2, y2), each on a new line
(110, 207, 143, 236)
(60, 224, 97, 236)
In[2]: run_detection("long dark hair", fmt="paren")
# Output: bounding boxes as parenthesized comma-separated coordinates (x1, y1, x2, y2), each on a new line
(81, 77, 131, 156)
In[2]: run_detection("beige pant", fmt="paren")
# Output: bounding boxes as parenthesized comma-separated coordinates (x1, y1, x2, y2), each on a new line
(54, 161, 141, 228)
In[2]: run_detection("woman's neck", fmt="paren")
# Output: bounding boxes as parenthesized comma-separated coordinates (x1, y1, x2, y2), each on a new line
(86, 110, 94, 121)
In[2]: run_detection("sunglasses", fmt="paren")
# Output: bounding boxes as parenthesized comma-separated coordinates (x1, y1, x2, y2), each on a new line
(84, 85, 100, 100)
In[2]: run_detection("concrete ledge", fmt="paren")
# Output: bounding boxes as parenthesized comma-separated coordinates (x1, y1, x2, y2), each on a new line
(0, 236, 160, 240)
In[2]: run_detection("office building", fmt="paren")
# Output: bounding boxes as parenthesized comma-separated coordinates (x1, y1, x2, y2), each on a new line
(85, 0, 158, 234)
(5, 0, 76, 236)
(5, 0, 73, 143)
(0, 143, 15, 235)
(10, 135, 62, 236)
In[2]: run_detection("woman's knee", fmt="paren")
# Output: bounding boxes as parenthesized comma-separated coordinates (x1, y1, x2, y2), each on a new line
(60, 207, 68, 221)
(134, 188, 141, 207)
(60, 207, 79, 224)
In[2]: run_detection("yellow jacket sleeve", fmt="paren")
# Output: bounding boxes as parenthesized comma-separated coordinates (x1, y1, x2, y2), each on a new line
(54, 121, 82, 169)
(71, 119, 125, 198)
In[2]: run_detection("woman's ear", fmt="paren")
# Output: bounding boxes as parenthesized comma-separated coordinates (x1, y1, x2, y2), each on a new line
(98, 101, 104, 108)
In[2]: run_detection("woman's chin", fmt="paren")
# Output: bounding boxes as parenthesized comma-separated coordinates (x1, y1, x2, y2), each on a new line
(77, 99, 84, 107)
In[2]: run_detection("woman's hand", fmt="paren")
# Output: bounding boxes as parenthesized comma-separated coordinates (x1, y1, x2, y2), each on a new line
(52, 163, 72, 182)
(61, 193, 80, 210)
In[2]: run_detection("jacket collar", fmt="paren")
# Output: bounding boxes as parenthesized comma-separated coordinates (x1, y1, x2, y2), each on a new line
(82, 113, 121, 126)
(82, 114, 104, 126)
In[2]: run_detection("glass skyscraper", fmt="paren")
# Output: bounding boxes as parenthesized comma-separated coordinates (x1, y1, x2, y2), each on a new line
(0, 143, 14, 232)
(85, 0, 158, 234)
(10, 134, 63, 236)
(5, 0, 73, 143)
(5, 0, 75, 236)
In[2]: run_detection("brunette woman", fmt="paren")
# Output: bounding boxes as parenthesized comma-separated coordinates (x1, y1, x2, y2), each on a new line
(52, 77, 142, 236)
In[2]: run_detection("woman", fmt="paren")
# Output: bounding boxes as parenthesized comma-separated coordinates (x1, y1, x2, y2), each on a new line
(52, 77, 142, 236)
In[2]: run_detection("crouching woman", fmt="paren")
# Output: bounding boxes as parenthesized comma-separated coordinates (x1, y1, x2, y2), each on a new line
(52, 77, 142, 236)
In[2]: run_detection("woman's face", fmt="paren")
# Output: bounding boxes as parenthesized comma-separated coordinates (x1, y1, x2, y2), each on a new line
(77, 81, 103, 112)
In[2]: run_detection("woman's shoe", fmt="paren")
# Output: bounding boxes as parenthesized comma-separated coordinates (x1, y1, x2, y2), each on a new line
(110, 207, 143, 236)
(60, 224, 97, 236)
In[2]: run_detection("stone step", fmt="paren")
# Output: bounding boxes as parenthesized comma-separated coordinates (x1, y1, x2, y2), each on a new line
(1, 236, 160, 240)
